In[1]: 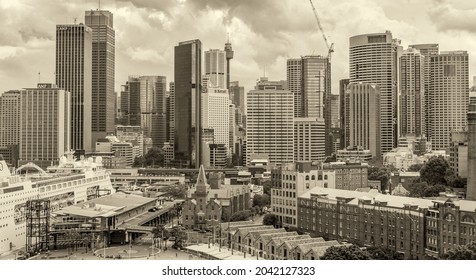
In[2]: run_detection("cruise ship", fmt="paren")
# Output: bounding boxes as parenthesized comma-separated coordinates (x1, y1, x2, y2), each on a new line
(0, 152, 114, 254)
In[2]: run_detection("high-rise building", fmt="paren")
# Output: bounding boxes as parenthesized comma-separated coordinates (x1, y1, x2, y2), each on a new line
(174, 39, 202, 168)
(294, 117, 325, 162)
(140, 76, 167, 148)
(224, 39, 234, 90)
(408, 44, 439, 139)
(0, 91, 20, 147)
(287, 58, 303, 117)
(121, 77, 141, 126)
(204, 49, 226, 89)
(345, 82, 381, 158)
(467, 104, 476, 201)
(230, 81, 245, 115)
(331, 94, 340, 128)
(349, 31, 400, 154)
(339, 79, 350, 149)
(85, 10, 115, 144)
(246, 84, 294, 166)
(429, 51, 469, 150)
(56, 23, 92, 152)
(229, 103, 236, 155)
(287, 56, 332, 156)
(399, 47, 425, 138)
(18, 84, 71, 169)
(201, 88, 230, 152)
(166, 83, 175, 149)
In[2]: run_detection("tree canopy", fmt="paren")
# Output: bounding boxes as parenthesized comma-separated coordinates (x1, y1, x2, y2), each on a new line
(320, 245, 370, 260)
(262, 213, 279, 227)
(441, 242, 476, 260)
(406, 181, 447, 198)
(133, 146, 165, 167)
(407, 163, 423, 172)
(368, 166, 391, 192)
(420, 156, 450, 186)
(262, 181, 272, 196)
(230, 210, 252, 222)
(366, 246, 401, 260)
(252, 194, 270, 208)
(162, 184, 188, 199)
(169, 227, 187, 249)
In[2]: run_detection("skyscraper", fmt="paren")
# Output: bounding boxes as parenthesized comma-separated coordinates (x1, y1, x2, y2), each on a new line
(339, 79, 350, 149)
(287, 58, 303, 117)
(204, 49, 227, 89)
(399, 47, 425, 138)
(287, 55, 332, 155)
(246, 82, 294, 166)
(56, 23, 92, 152)
(294, 117, 325, 162)
(85, 10, 115, 144)
(230, 81, 245, 116)
(167, 82, 175, 145)
(0, 91, 20, 147)
(18, 84, 71, 169)
(467, 104, 476, 201)
(408, 44, 439, 139)
(140, 76, 167, 149)
(429, 51, 469, 150)
(201, 88, 230, 152)
(345, 82, 381, 158)
(174, 39, 202, 168)
(349, 31, 400, 154)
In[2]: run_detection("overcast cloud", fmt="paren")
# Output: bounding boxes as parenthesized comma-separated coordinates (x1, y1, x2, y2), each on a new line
(0, 0, 475, 95)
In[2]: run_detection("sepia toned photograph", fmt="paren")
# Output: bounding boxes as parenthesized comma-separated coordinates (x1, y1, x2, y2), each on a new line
(0, 0, 476, 269)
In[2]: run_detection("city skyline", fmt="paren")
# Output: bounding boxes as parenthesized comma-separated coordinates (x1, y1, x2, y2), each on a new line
(1, 0, 475, 95)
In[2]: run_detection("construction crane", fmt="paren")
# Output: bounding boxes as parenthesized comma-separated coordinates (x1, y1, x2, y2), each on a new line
(309, 0, 334, 61)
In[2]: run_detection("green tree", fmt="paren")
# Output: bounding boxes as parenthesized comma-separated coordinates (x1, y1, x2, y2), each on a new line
(420, 156, 450, 186)
(368, 166, 391, 192)
(320, 245, 371, 260)
(162, 184, 188, 199)
(230, 210, 252, 222)
(133, 146, 165, 167)
(407, 163, 423, 172)
(262, 181, 272, 196)
(441, 242, 476, 260)
(152, 225, 170, 241)
(407, 181, 447, 197)
(366, 246, 401, 260)
(169, 227, 187, 249)
(252, 194, 270, 208)
(262, 214, 279, 227)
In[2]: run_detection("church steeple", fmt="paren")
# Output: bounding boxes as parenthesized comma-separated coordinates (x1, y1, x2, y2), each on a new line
(195, 164, 209, 194)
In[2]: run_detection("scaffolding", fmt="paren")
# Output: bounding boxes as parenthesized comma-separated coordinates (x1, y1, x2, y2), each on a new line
(26, 199, 50, 254)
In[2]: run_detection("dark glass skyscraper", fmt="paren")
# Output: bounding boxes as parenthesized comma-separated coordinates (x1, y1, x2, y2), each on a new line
(85, 10, 115, 145)
(55, 24, 92, 152)
(174, 40, 202, 168)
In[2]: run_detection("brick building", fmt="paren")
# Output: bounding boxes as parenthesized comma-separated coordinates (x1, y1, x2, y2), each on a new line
(297, 187, 476, 259)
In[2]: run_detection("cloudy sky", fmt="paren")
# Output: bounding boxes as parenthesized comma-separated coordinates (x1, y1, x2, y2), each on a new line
(0, 0, 475, 95)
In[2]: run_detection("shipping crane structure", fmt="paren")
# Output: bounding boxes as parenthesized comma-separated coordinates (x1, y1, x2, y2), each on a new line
(309, 0, 334, 61)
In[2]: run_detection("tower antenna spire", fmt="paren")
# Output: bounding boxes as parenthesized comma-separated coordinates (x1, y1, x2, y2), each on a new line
(227, 32, 230, 44)
(98, 0, 101, 10)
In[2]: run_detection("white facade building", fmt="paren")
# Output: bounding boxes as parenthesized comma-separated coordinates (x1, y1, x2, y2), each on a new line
(201, 88, 230, 151)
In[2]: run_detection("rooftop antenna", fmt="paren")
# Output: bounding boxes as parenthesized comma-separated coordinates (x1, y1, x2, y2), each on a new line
(38, 72, 41, 83)
(98, 0, 101, 10)
(74, 17, 77, 24)
(263, 65, 266, 78)
(227, 32, 230, 43)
